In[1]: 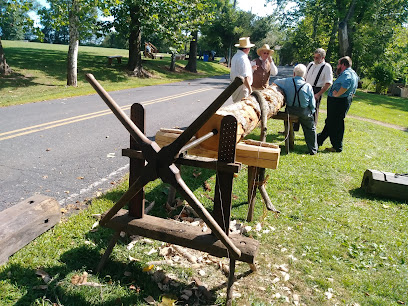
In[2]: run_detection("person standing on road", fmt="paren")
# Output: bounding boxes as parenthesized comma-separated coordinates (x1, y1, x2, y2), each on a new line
(230, 37, 255, 102)
(251, 44, 278, 90)
(317, 56, 358, 152)
(305, 48, 333, 125)
(273, 64, 318, 155)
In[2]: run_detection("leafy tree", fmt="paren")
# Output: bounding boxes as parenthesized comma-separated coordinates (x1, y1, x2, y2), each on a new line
(271, 0, 408, 74)
(38, 0, 113, 86)
(0, 0, 37, 40)
(183, 0, 217, 73)
(200, 2, 257, 64)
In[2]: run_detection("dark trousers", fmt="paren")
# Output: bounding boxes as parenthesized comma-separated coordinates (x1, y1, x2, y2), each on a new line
(312, 86, 322, 125)
(317, 95, 352, 152)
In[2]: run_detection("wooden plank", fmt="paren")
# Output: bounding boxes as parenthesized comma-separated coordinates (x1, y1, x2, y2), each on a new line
(0, 195, 61, 265)
(155, 130, 280, 169)
(122, 149, 241, 173)
(104, 209, 259, 264)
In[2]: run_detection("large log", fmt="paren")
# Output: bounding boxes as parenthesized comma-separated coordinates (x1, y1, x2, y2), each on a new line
(196, 85, 285, 151)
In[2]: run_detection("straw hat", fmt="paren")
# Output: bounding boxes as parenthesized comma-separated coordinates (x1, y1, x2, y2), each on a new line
(257, 44, 274, 56)
(234, 37, 255, 48)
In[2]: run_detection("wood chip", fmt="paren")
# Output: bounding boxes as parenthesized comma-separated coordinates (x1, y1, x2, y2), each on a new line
(35, 269, 52, 284)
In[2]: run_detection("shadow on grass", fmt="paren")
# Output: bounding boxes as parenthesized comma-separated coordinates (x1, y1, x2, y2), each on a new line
(2, 46, 227, 90)
(0, 243, 198, 305)
(349, 186, 408, 204)
(355, 91, 408, 113)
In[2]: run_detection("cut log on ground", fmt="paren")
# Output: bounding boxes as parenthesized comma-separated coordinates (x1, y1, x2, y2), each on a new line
(0, 195, 61, 265)
(196, 85, 285, 151)
(155, 129, 280, 169)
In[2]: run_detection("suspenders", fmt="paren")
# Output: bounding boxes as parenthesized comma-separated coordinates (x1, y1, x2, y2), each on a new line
(291, 78, 306, 107)
(307, 63, 325, 87)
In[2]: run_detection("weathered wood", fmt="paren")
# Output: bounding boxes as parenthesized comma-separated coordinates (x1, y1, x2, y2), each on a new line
(361, 169, 408, 201)
(271, 111, 299, 154)
(129, 103, 145, 218)
(104, 209, 259, 264)
(155, 130, 280, 169)
(122, 148, 241, 173)
(0, 195, 61, 265)
(196, 85, 285, 151)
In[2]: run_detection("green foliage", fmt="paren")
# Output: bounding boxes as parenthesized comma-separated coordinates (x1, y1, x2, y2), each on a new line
(0, 0, 36, 40)
(273, 0, 408, 75)
(37, 0, 103, 42)
(385, 25, 408, 85)
(369, 64, 395, 94)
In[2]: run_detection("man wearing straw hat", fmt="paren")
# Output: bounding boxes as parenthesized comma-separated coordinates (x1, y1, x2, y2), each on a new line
(252, 44, 278, 90)
(230, 37, 255, 102)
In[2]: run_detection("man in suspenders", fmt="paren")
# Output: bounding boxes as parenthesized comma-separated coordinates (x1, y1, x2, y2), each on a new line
(274, 64, 318, 155)
(317, 56, 359, 152)
(305, 48, 333, 125)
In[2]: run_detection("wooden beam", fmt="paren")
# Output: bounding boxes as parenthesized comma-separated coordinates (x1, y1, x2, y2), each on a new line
(0, 195, 61, 265)
(155, 130, 280, 169)
(104, 209, 259, 264)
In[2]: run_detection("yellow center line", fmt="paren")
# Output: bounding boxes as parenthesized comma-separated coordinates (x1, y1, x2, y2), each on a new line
(0, 87, 212, 141)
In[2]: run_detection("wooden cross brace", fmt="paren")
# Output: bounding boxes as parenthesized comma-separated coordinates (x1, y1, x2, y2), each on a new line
(85, 74, 244, 259)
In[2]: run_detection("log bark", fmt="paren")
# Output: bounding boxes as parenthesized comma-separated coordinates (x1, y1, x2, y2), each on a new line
(67, 0, 79, 86)
(196, 85, 285, 151)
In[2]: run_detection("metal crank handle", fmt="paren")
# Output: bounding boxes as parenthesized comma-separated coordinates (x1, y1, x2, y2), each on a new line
(85, 73, 152, 146)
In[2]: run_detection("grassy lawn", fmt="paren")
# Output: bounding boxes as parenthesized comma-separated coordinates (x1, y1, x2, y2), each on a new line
(0, 40, 229, 107)
(1, 91, 407, 305)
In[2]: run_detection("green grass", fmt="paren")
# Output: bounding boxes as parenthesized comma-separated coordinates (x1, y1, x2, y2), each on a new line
(1, 93, 407, 305)
(319, 90, 408, 128)
(0, 40, 230, 107)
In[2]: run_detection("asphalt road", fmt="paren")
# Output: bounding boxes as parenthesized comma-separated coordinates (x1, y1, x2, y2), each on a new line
(0, 66, 293, 212)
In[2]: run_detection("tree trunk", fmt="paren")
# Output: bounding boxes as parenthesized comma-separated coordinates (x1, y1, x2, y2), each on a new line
(338, 0, 357, 57)
(185, 31, 198, 73)
(0, 38, 12, 75)
(128, 4, 151, 78)
(326, 20, 338, 63)
(196, 85, 285, 151)
(67, 0, 79, 86)
(170, 53, 176, 72)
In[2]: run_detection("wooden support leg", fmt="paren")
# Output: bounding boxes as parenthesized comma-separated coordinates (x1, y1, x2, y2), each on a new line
(214, 115, 237, 233)
(226, 258, 236, 306)
(284, 120, 290, 154)
(128, 103, 145, 218)
(246, 166, 258, 222)
(289, 121, 295, 151)
(96, 230, 121, 273)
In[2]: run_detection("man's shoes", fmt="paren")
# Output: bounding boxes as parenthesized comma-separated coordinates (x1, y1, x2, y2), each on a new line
(324, 147, 341, 152)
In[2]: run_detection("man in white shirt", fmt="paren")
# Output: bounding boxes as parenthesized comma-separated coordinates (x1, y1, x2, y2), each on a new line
(305, 48, 333, 125)
(230, 37, 255, 102)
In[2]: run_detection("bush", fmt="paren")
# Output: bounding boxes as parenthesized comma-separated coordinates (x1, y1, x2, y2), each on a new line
(369, 64, 395, 94)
